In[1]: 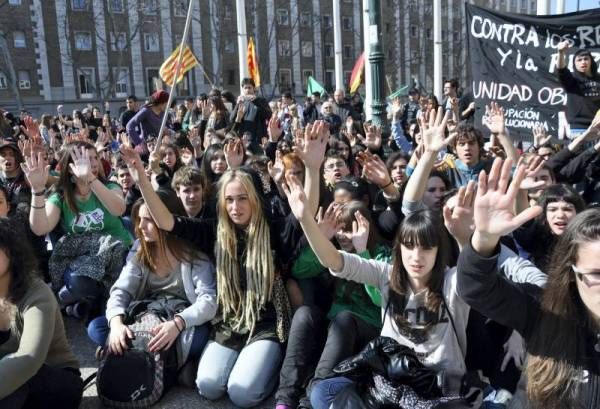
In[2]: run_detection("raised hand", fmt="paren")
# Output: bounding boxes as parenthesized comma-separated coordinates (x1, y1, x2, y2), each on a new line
(224, 139, 244, 168)
(119, 145, 147, 184)
(518, 156, 547, 191)
(267, 149, 285, 184)
(363, 123, 382, 151)
(557, 40, 570, 52)
(356, 151, 392, 188)
(316, 202, 343, 240)
(474, 158, 542, 240)
(235, 102, 246, 122)
(69, 146, 93, 182)
(20, 151, 49, 193)
(295, 120, 328, 170)
(483, 102, 506, 135)
(351, 211, 370, 253)
(443, 181, 476, 247)
(267, 116, 283, 142)
(282, 174, 309, 221)
(201, 100, 211, 120)
(421, 107, 453, 153)
(21, 116, 41, 141)
(532, 126, 551, 147)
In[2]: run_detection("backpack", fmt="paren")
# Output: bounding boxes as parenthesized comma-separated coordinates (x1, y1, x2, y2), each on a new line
(95, 312, 178, 408)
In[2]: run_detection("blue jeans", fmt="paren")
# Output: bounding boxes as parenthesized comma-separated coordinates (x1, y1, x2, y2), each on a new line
(310, 377, 354, 409)
(87, 316, 209, 362)
(196, 340, 283, 408)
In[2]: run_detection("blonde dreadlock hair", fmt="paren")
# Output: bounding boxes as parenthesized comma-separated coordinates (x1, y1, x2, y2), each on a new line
(215, 169, 275, 337)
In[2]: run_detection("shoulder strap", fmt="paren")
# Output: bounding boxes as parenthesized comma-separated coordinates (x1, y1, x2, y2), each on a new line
(442, 296, 460, 345)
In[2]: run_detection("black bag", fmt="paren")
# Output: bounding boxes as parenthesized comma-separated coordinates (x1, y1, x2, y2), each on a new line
(96, 312, 178, 408)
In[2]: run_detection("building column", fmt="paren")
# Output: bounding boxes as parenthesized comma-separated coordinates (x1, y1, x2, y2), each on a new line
(209, 0, 220, 86)
(290, 0, 301, 95)
(403, 1, 410, 88)
(266, 0, 278, 92)
(55, 0, 77, 99)
(160, 1, 172, 60)
(31, 0, 52, 100)
(448, 0, 454, 81)
(394, 0, 401, 87)
(128, 1, 145, 96)
(191, 0, 204, 94)
(311, 0, 323, 82)
(93, 0, 109, 99)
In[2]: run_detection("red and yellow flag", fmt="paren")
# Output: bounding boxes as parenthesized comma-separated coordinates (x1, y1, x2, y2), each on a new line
(159, 45, 199, 87)
(247, 37, 261, 87)
(349, 52, 365, 94)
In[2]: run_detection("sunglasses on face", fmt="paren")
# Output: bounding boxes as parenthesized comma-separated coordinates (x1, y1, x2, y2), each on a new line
(572, 265, 600, 287)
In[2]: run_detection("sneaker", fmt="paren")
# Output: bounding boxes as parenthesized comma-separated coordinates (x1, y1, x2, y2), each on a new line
(65, 302, 88, 319)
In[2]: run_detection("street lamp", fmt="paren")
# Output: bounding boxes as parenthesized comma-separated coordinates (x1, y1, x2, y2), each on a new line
(367, 0, 386, 127)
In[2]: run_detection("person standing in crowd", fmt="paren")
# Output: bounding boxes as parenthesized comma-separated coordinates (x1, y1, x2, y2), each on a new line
(442, 79, 475, 122)
(332, 89, 356, 121)
(230, 78, 272, 147)
(303, 92, 322, 124)
(126, 90, 172, 151)
(0, 218, 83, 408)
(119, 95, 138, 130)
(401, 88, 421, 133)
(557, 40, 600, 138)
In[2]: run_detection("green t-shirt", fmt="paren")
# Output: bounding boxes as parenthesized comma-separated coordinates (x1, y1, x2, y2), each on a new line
(48, 183, 132, 247)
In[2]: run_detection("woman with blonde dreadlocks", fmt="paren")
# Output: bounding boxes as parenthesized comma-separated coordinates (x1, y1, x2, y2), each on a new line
(119, 122, 328, 408)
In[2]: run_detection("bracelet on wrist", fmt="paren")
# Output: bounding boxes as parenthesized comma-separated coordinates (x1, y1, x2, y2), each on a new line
(173, 318, 183, 333)
(381, 180, 393, 189)
(31, 204, 45, 210)
(32, 189, 46, 196)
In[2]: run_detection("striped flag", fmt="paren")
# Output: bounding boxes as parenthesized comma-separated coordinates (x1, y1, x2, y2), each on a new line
(348, 52, 365, 94)
(247, 37, 261, 87)
(159, 45, 199, 87)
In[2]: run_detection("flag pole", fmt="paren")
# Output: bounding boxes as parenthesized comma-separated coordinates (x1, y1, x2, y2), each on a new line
(154, 0, 195, 154)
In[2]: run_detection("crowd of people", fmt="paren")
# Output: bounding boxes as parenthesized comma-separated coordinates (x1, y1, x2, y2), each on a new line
(0, 39, 599, 409)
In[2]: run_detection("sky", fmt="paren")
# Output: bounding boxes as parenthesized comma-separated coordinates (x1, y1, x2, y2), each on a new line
(556, 0, 600, 12)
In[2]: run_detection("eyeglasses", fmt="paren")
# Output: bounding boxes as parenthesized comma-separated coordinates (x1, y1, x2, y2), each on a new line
(572, 265, 600, 287)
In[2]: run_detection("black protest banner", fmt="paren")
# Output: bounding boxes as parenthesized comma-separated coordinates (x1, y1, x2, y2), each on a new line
(466, 4, 600, 141)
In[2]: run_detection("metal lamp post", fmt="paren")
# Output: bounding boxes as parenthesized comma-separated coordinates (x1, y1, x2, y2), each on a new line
(367, 0, 386, 127)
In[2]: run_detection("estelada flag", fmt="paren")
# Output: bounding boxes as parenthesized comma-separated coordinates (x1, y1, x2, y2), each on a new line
(247, 37, 261, 87)
(348, 52, 365, 94)
(159, 45, 199, 87)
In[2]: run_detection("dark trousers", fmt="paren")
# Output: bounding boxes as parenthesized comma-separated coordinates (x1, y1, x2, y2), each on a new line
(276, 306, 328, 407)
(310, 310, 379, 393)
(0, 364, 83, 409)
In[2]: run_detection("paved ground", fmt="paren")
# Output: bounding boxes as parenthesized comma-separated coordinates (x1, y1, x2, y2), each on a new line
(65, 317, 275, 409)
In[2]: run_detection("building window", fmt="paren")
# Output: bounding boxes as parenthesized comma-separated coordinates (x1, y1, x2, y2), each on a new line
(343, 45, 353, 59)
(227, 69, 235, 85)
(453, 31, 460, 41)
(8, 0, 21, 5)
(224, 5, 232, 19)
(410, 50, 418, 61)
(277, 9, 289, 26)
(146, 68, 160, 95)
(344, 71, 352, 86)
(18, 70, 30, 89)
(342, 16, 352, 31)
(114, 68, 129, 97)
(322, 15, 332, 29)
(410, 25, 417, 38)
(278, 69, 291, 92)
(109, 0, 123, 13)
(144, 32, 160, 52)
(278, 40, 290, 57)
(302, 69, 313, 87)
(74, 32, 92, 50)
(301, 41, 313, 58)
(426, 28, 432, 39)
(224, 38, 235, 53)
(0, 71, 7, 89)
(71, 0, 88, 10)
(111, 32, 127, 51)
(78, 68, 95, 97)
(142, 0, 157, 15)
(325, 70, 334, 89)
(174, 0, 187, 17)
(300, 11, 311, 27)
(13, 31, 26, 48)
(324, 43, 333, 58)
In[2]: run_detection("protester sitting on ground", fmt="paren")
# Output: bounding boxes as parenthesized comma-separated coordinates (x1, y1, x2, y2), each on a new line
(0, 218, 83, 409)
(119, 123, 327, 407)
(513, 184, 585, 271)
(274, 200, 390, 409)
(457, 158, 600, 409)
(22, 142, 131, 319)
(199, 143, 228, 196)
(0, 140, 30, 213)
(172, 166, 216, 220)
(557, 40, 600, 137)
(87, 192, 217, 380)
